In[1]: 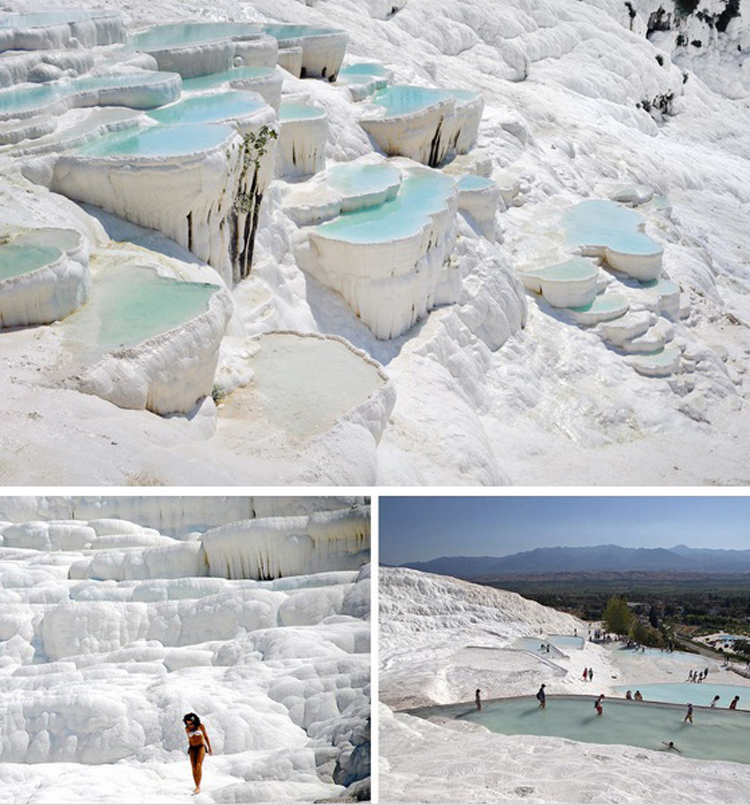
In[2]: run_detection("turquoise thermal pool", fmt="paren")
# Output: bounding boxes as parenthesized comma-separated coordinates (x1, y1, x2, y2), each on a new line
(338, 63, 389, 79)
(0, 243, 61, 281)
(615, 683, 749, 709)
(65, 268, 217, 355)
(313, 170, 455, 244)
(262, 24, 336, 40)
(457, 175, 495, 191)
(409, 695, 750, 765)
(512, 637, 565, 658)
(613, 645, 699, 662)
(130, 22, 260, 49)
(75, 123, 235, 158)
(148, 91, 266, 125)
(279, 102, 326, 121)
(564, 200, 662, 257)
(525, 258, 598, 283)
(370, 85, 453, 117)
(569, 294, 628, 316)
(547, 634, 585, 649)
(181, 66, 276, 93)
(0, 84, 61, 117)
(326, 163, 401, 199)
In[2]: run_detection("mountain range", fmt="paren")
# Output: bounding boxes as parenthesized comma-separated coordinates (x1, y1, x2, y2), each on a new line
(401, 544, 750, 578)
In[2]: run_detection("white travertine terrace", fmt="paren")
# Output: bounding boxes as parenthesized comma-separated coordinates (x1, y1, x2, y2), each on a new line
(182, 66, 285, 110)
(0, 48, 94, 88)
(276, 97, 328, 177)
(0, 10, 125, 51)
(359, 85, 483, 168)
(129, 23, 278, 79)
(0, 227, 90, 327)
(336, 62, 391, 101)
(263, 24, 349, 81)
(0, 71, 182, 122)
(219, 330, 394, 449)
(456, 174, 499, 241)
(50, 114, 277, 285)
(521, 257, 600, 308)
(201, 505, 370, 580)
(74, 264, 233, 415)
(564, 200, 663, 281)
(299, 159, 459, 339)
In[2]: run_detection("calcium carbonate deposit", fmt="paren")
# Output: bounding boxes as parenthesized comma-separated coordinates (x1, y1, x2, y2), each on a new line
(379, 567, 750, 803)
(0, 496, 371, 803)
(1, 0, 749, 485)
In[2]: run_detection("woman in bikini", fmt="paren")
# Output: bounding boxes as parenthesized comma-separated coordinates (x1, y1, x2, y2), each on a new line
(183, 712, 213, 793)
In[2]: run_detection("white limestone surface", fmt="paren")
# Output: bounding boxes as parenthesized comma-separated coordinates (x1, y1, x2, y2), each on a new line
(0, 498, 370, 803)
(276, 97, 328, 177)
(0, 10, 125, 51)
(201, 505, 370, 580)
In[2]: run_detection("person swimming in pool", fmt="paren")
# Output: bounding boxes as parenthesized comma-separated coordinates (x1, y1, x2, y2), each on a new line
(184, 712, 213, 794)
(661, 741, 681, 753)
(633, 690, 643, 701)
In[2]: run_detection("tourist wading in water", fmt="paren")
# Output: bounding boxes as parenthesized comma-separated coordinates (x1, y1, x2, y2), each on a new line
(475, 688, 482, 711)
(595, 694, 604, 716)
(184, 712, 213, 793)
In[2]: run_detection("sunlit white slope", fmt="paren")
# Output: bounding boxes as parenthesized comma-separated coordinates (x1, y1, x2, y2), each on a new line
(0, 507, 370, 803)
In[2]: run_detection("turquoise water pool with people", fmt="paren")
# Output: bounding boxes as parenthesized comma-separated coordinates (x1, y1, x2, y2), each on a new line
(409, 695, 750, 765)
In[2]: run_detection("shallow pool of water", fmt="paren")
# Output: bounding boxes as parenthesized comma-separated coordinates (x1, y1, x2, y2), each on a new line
(238, 333, 385, 438)
(326, 163, 401, 199)
(182, 66, 275, 93)
(615, 683, 749, 709)
(548, 634, 584, 649)
(65, 267, 217, 355)
(0, 84, 61, 116)
(370, 85, 453, 117)
(512, 637, 566, 658)
(279, 102, 326, 122)
(314, 169, 454, 244)
(75, 123, 234, 158)
(564, 200, 661, 257)
(130, 22, 259, 49)
(409, 695, 750, 765)
(262, 24, 335, 40)
(0, 243, 61, 281)
(148, 91, 266, 125)
(457, 174, 495, 191)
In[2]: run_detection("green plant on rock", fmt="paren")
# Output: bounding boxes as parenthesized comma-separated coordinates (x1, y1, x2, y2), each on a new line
(234, 124, 278, 213)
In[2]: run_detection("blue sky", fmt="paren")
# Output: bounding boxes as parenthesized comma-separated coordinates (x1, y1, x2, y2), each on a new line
(379, 496, 750, 565)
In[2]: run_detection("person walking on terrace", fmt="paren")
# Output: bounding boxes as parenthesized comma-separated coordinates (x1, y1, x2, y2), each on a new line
(184, 712, 213, 794)
(536, 684, 547, 709)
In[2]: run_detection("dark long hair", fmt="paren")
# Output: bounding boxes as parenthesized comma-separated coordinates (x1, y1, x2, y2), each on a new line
(183, 713, 201, 728)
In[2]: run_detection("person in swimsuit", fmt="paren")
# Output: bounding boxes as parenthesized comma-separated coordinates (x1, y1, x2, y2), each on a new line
(595, 694, 604, 716)
(661, 741, 681, 753)
(729, 696, 740, 710)
(184, 712, 213, 793)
